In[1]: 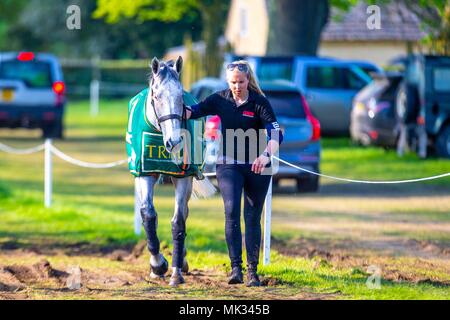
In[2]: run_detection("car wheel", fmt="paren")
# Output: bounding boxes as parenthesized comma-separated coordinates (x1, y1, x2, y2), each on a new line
(436, 125, 450, 159)
(296, 175, 319, 193)
(42, 121, 64, 139)
(272, 179, 279, 188)
(395, 81, 419, 125)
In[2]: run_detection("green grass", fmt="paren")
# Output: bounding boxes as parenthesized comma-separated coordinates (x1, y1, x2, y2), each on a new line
(320, 137, 450, 185)
(0, 99, 449, 300)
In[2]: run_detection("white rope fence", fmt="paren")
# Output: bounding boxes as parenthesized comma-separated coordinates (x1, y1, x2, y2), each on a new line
(2, 140, 448, 183)
(1, 140, 127, 207)
(1, 139, 449, 265)
(0, 142, 45, 155)
(272, 156, 450, 184)
(50, 144, 128, 169)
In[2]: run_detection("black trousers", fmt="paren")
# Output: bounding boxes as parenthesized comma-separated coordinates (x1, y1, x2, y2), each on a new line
(216, 164, 272, 271)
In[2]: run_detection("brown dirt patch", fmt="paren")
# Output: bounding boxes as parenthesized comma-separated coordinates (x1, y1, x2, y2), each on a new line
(272, 236, 450, 287)
(272, 236, 450, 261)
(2, 260, 70, 286)
(0, 249, 333, 300)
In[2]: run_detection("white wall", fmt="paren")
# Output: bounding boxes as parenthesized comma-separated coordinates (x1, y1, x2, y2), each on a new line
(319, 41, 411, 67)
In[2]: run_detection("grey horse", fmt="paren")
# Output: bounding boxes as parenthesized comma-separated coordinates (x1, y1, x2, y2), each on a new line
(135, 56, 214, 287)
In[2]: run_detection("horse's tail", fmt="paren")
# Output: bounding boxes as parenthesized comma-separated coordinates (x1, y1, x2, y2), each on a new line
(192, 176, 216, 199)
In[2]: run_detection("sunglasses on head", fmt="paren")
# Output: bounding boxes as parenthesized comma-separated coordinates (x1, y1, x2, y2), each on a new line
(226, 63, 249, 73)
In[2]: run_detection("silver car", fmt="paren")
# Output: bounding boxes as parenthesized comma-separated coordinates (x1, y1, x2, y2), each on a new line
(222, 55, 381, 135)
(0, 52, 66, 138)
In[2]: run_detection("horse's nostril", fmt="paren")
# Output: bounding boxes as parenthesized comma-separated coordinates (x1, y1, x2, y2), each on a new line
(165, 139, 173, 150)
(174, 137, 183, 146)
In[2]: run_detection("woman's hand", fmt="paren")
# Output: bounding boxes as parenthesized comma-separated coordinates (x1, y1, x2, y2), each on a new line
(251, 154, 270, 174)
(183, 107, 192, 119)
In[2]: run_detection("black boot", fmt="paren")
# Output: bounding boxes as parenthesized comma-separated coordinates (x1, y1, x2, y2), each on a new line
(228, 266, 244, 284)
(246, 269, 261, 287)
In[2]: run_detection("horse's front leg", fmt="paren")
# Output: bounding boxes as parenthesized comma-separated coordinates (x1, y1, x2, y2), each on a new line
(169, 176, 193, 286)
(136, 175, 168, 279)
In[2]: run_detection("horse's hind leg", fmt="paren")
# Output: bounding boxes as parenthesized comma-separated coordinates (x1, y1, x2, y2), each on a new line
(169, 176, 193, 286)
(136, 175, 168, 278)
(181, 247, 189, 274)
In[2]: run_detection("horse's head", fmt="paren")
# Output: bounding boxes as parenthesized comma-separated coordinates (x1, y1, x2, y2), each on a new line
(150, 56, 184, 154)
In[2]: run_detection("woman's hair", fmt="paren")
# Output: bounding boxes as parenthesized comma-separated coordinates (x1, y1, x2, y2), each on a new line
(227, 60, 265, 97)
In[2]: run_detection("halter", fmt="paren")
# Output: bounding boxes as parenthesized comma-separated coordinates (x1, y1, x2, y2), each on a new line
(149, 79, 186, 131)
(148, 79, 189, 172)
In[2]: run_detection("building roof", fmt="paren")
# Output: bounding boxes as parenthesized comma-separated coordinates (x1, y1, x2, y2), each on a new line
(321, 2, 426, 42)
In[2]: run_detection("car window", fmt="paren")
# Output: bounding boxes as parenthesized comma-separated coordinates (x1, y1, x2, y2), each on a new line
(344, 67, 369, 90)
(190, 87, 200, 99)
(265, 91, 306, 119)
(433, 67, 450, 92)
(407, 60, 421, 85)
(306, 66, 344, 89)
(198, 87, 214, 101)
(382, 77, 403, 99)
(351, 66, 373, 83)
(257, 59, 293, 81)
(191, 86, 212, 101)
(356, 79, 388, 101)
(0, 60, 53, 88)
(360, 66, 378, 78)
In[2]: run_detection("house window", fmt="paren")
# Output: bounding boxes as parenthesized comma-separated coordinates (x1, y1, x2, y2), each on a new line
(240, 6, 248, 38)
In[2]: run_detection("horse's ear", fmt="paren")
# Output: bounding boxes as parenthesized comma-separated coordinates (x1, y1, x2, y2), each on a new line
(175, 56, 183, 74)
(151, 57, 160, 75)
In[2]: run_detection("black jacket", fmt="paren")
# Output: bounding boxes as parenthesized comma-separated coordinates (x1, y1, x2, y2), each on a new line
(190, 89, 283, 164)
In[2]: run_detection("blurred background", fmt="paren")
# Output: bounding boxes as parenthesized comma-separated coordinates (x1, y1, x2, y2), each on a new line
(0, 0, 448, 95)
(0, 0, 449, 300)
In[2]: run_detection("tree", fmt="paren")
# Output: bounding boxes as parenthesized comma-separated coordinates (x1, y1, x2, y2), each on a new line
(267, 0, 359, 56)
(94, 0, 230, 76)
(0, 0, 28, 49)
(0, 0, 201, 59)
(403, 0, 450, 54)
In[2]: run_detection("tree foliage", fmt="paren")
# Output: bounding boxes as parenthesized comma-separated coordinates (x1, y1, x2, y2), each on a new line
(94, 0, 230, 76)
(93, 0, 199, 23)
(0, 0, 28, 48)
(0, 0, 202, 59)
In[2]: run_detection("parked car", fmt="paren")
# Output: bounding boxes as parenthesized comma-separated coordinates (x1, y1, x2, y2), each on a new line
(350, 72, 403, 147)
(191, 78, 322, 193)
(222, 54, 381, 136)
(0, 52, 66, 138)
(395, 55, 450, 158)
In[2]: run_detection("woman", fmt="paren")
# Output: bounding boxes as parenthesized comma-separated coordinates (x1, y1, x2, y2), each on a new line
(185, 60, 283, 287)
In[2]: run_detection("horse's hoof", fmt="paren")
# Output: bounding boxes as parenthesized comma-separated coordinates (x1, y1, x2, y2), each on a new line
(149, 272, 165, 280)
(169, 272, 185, 287)
(181, 258, 189, 274)
(150, 255, 169, 277)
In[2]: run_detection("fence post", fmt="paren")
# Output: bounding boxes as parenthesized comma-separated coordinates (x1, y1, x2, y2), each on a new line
(44, 139, 52, 208)
(90, 80, 100, 117)
(90, 56, 101, 117)
(263, 177, 273, 266)
(134, 178, 142, 235)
